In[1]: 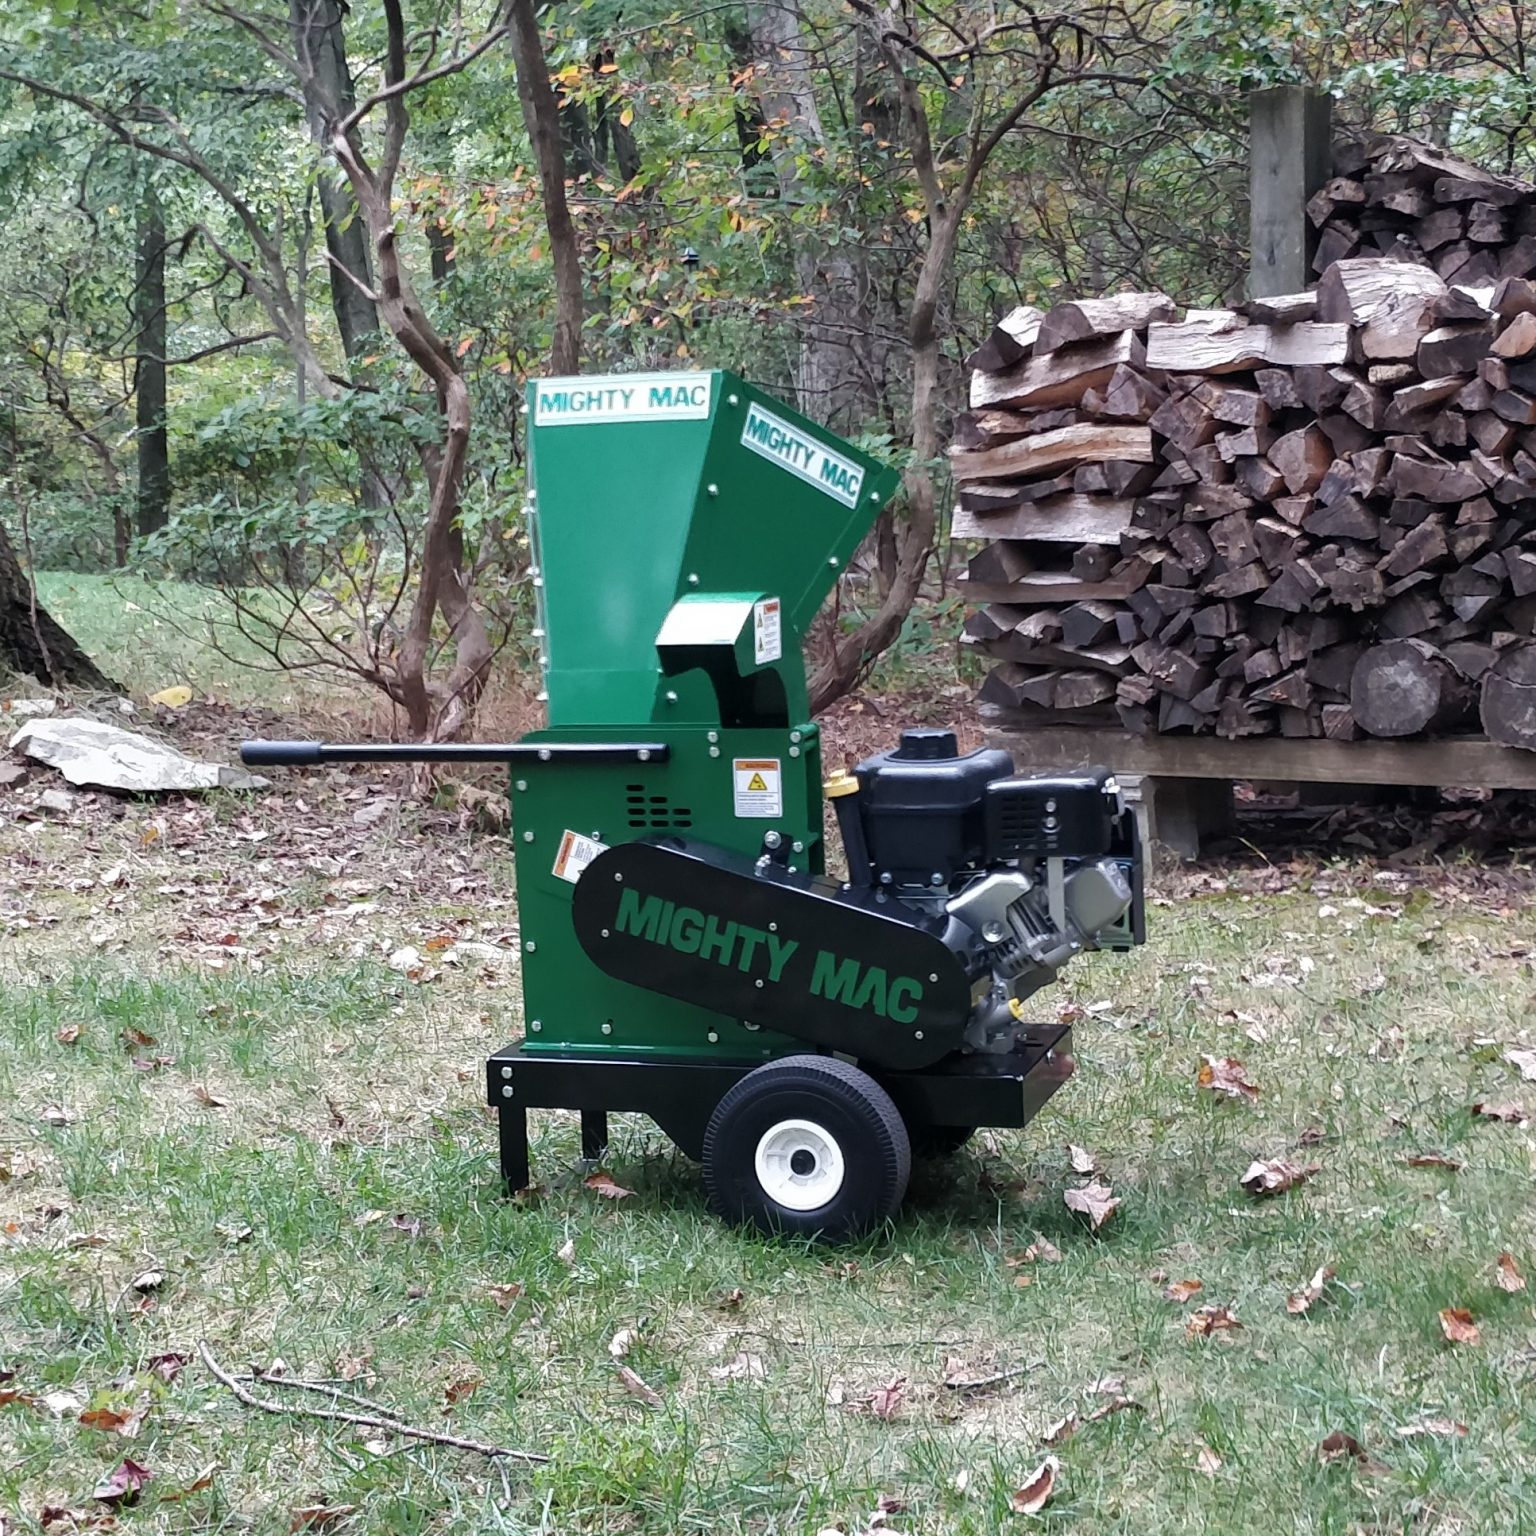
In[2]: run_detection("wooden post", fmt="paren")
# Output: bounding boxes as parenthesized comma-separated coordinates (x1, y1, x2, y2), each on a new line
(1249, 86, 1333, 298)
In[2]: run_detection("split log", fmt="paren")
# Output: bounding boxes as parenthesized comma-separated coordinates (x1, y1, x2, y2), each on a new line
(966, 305, 1045, 373)
(1480, 642, 1536, 749)
(1035, 292, 1175, 354)
(1350, 639, 1474, 735)
(951, 494, 1135, 543)
(971, 331, 1144, 410)
(950, 424, 1153, 482)
(1144, 314, 1348, 373)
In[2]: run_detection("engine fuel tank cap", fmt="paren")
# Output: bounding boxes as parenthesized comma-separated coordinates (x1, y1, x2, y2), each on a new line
(893, 728, 959, 760)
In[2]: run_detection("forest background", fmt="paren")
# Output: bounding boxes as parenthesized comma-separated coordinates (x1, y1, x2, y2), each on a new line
(3, 0, 1534, 733)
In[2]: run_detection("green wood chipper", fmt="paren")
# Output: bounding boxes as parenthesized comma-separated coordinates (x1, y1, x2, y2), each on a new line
(243, 370, 1144, 1239)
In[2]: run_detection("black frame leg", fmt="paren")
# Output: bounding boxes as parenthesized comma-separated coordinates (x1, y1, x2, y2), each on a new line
(580, 1110, 610, 1163)
(499, 1103, 530, 1193)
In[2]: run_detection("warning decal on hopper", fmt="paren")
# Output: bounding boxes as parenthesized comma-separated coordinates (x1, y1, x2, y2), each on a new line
(732, 758, 783, 817)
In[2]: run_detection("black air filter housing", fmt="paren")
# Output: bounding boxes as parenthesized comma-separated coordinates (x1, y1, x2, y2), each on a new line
(853, 730, 1014, 886)
(983, 770, 1116, 860)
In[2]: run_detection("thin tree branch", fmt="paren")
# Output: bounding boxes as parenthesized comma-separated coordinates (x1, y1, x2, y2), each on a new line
(198, 1341, 549, 1463)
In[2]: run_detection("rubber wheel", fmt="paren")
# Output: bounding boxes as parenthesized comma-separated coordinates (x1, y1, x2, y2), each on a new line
(702, 1055, 911, 1240)
(908, 1123, 976, 1159)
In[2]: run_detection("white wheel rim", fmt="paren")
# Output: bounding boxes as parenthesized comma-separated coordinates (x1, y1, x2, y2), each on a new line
(753, 1117, 846, 1212)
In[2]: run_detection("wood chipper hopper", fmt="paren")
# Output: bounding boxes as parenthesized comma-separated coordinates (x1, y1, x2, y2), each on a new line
(243, 370, 1145, 1239)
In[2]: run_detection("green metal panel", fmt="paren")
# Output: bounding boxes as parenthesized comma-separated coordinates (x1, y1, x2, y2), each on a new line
(514, 371, 899, 1064)
(511, 722, 824, 1060)
(526, 370, 900, 728)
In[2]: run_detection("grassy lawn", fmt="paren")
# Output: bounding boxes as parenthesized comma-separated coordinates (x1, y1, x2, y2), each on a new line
(5, 591, 1536, 1532)
(30, 573, 354, 714)
(5, 774, 1536, 1534)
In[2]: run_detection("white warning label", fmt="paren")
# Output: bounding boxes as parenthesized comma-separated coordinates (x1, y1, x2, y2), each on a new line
(732, 758, 783, 818)
(753, 597, 782, 665)
(552, 829, 608, 884)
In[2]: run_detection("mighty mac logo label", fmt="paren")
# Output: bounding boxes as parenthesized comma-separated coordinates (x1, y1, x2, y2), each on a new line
(612, 887, 924, 1024)
(533, 373, 712, 426)
(740, 402, 865, 508)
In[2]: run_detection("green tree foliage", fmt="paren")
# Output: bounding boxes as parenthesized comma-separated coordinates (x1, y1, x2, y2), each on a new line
(5, 0, 1536, 715)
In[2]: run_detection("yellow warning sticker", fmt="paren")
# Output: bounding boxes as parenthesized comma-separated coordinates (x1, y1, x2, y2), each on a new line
(732, 758, 782, 818)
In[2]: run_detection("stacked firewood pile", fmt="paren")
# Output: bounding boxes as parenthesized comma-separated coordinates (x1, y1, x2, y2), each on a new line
(957, 143, 1536, 751)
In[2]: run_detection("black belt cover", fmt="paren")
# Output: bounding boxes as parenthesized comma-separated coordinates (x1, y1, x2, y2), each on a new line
(571, 838, 973, 1070)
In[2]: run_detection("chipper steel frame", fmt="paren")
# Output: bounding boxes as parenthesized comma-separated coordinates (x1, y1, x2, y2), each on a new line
(244, 370, 1145, 1239)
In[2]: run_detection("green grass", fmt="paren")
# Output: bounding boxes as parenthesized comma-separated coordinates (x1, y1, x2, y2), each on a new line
(6, 805, 1536, 1531)
(30, 572, 349, 711)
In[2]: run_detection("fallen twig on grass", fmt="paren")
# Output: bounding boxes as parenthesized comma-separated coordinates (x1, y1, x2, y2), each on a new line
(942, 1360, 1044, 1392)
(198, 1341, 549, 1463)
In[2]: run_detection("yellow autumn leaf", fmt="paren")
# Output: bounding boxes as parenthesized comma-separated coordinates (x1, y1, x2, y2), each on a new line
(149, 685, 193, 708)
(620, 106, 634, 127)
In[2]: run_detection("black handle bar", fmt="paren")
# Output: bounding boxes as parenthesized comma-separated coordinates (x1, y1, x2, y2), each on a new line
(240, 739, 670, 767)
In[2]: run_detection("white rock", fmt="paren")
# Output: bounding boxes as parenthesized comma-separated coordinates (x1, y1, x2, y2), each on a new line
(38, 787, 75, 813)
(2, 698, 56, 718)
(8, 718, 267, 793)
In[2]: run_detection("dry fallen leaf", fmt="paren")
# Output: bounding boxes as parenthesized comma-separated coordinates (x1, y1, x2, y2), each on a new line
(1023, 1235, 1063, 1264)
(583, 1170, 635, 1200)
(1505, 1048, 1536, 1082)
(716, 1287, 745, 1310)
(1286, 1264, 1336, 1316)
(1040, 1412, 1078, 1446)
(867, 1376, 905, 1421)
(1494, 1252, 1526, 1292)
(1195, 1444, 1223, 1476)
(1186, 1304, 1242, 1339)
(290, 1504, 357, 1531)
(1240, 1158, 1320, 1197)
(1067, 1143, 1096, 1174)
(1394, 1418, 1468, 1439)
(1471, 1101, 1528, 1125)
(608, 1327, 638, 1360)
(1439, 1307, 1480, 1346)
(1085, 1394, 1141, 1424)
(145, 1353, 188, 1384)
(556, 1237, 576, 1265)
(442, 1374, 482, 1408)
(1198, 1055, 1260, 1102)
(93, 1458, 152, 1506)
(1163, 1278, 1203, 1304)
(191, 1085, 227, 1109)
(79, 1401, 147, 1438)
(484, 1283, 524, 1309)
(119, 1027, 155, 1049)
(1064, 1180, 1120, 1231)
(336, 1351, 372, 1382)
(56, 1025, 81, 1045)
(709, 1351, 766, 1382)
(159, 1466, 215, 1504)
(1010, 1455, 1059, 1514)
(38, 1105, 71, 1128)
(1317, 1430, 1367, 1463)
(616, 1364, 662, 1406)
(1402, 1154, 1463, 1171)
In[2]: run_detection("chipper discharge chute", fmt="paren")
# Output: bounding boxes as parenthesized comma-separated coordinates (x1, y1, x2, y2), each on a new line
(243, 370, 1145, 1239)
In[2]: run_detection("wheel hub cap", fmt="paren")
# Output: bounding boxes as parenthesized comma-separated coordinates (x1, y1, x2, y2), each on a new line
(753, 1117, 846, 1212)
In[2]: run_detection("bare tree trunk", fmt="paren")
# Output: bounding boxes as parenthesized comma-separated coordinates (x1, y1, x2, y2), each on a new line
(745, 0, 875, 429)
(134, 188, 170, 537)
(0, 516, 110, 688)
(326, 0, 492, 736)
(810, 209, 956, 710)
(507, 0, 584, 374)
(289, 0, 380, 362)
